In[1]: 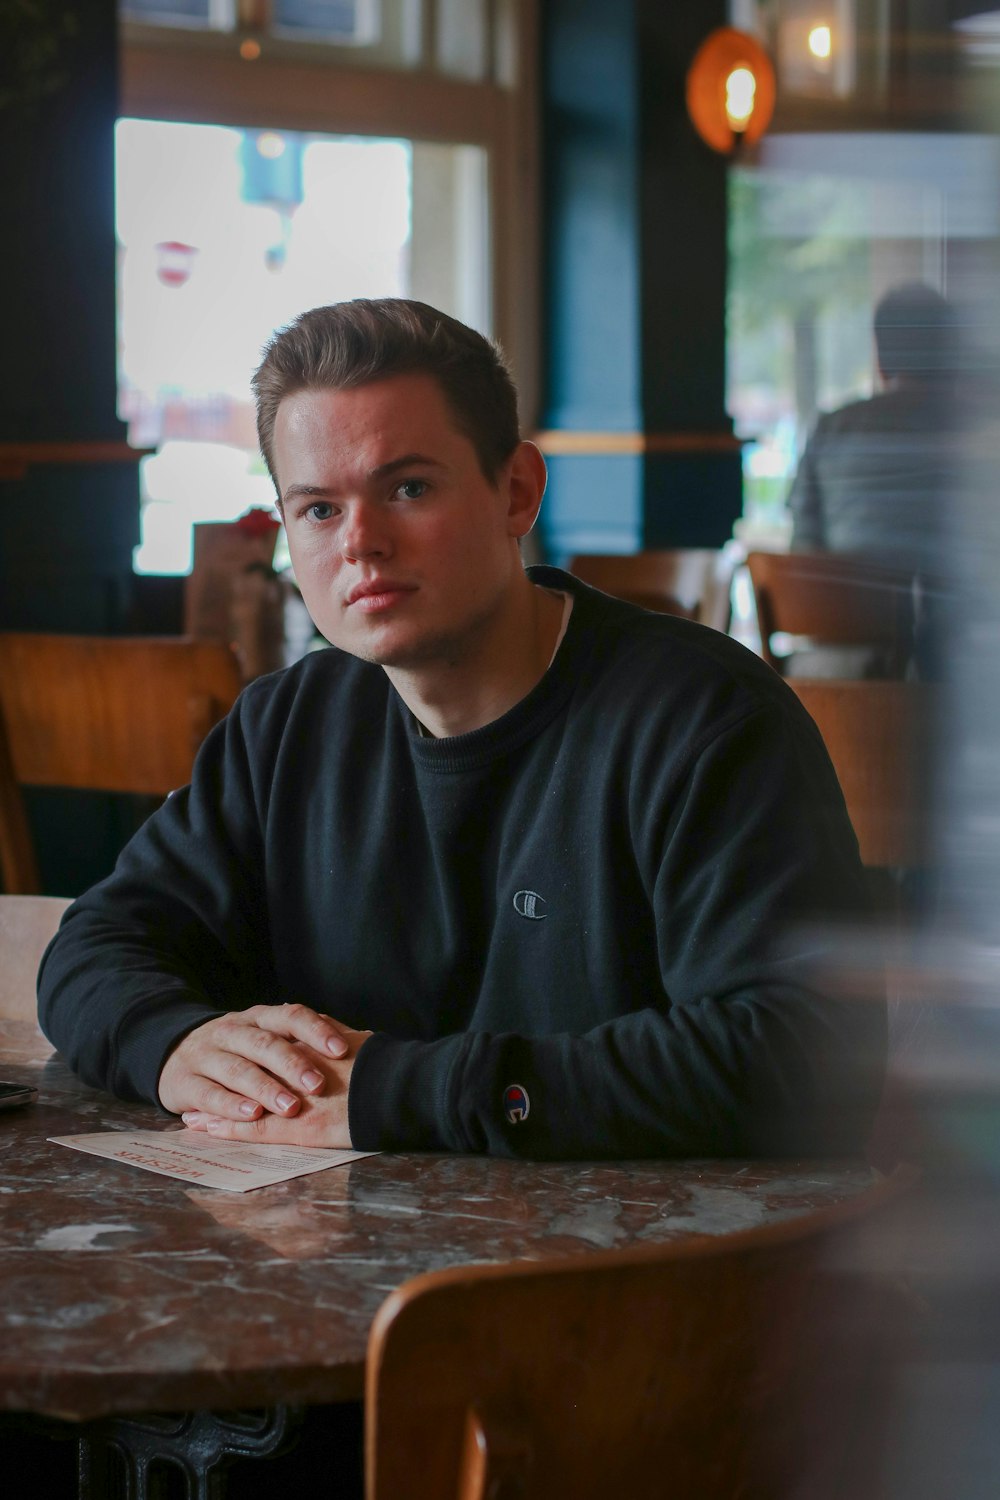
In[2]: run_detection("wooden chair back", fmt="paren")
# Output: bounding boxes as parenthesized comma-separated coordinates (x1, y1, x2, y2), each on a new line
(745, 551, 913, 674)
(569, 549, 734, 630)
(0, 894, 71, 1021)
(0, 634, 242, 893)
(789, 681, 934, 869)
(366, 1166, 917, 1500)
(0, 706, 39, 894)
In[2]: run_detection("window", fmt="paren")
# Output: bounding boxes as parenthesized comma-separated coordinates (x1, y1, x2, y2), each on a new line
(727, 131, 998, 545)
(117, 0, 538, 572)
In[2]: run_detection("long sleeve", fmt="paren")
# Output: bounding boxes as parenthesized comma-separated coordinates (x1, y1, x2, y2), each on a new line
(38, 582, 887, 1161)
(37, 699, 277, 1102)
(347, 700, 886, 1160)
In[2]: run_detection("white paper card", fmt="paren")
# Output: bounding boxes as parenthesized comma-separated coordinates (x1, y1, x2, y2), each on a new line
(49, 1129, 376, 1192)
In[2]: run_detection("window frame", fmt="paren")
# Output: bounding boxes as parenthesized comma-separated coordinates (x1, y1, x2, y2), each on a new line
(118, 0, 541, 425)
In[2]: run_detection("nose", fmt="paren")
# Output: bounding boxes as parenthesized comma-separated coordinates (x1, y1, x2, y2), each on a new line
(340, 501, 391, 563)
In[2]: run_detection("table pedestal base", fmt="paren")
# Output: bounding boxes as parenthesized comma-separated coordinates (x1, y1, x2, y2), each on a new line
(77, 1406, 305, 1500)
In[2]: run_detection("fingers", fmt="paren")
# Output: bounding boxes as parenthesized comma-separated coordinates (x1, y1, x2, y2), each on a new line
(183, 1111, 286, 1141)
(220, 1020, 329, 1097)
(175, 1056, 305, 1122)
(247, 1002, 350, 1059)
(157, 1005, 360, 1121)
(182, 1093, 353, 1149)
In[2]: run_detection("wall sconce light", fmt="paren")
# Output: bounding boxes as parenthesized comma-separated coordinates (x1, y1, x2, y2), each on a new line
(808, 25, 833, 63)
(686, 27, 776, 155)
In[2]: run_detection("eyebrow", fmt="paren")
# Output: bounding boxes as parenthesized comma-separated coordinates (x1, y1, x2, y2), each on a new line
(368, 453, 447, 480)
(282, 484, 332, 504)
(281, 454, 447, 507)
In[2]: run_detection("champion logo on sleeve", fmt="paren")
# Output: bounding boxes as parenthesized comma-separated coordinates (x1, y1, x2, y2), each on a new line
(503, 1084, 530, 1124)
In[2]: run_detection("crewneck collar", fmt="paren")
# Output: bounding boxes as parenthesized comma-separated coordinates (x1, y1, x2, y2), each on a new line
(400, 566, 607, 773)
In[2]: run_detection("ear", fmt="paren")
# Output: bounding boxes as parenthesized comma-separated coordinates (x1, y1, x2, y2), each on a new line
(503, 441, 548, 539)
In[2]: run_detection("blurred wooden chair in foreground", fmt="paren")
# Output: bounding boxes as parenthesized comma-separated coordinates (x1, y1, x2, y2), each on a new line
(0, 634, 242, 894)
(366, 1165, 917, 1500)
(746, 551, 914, 677)
(0, 894, 71, 1022)
(568, 549, 735, 631)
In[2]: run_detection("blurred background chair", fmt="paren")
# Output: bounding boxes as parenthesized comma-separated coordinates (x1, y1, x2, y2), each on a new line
(0, 709, 38, 895)
(568, 548, 735, 631)
(366, 1165, 917, 1500)
(789, 680, 934, 871)
(790, 679, 941, 1172)
(745, 551, 915, 677)
(0, 634, 242, 894)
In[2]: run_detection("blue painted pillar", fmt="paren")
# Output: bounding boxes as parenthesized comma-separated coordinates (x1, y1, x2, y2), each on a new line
(0, 0, 142, 896)
(539, 0, 742, 560)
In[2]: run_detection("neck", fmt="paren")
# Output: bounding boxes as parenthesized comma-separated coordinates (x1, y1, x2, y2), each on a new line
(385, 576, 566, 739)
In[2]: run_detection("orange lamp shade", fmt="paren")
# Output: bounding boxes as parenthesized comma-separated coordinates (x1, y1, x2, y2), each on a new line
(686, 27, 776, 154)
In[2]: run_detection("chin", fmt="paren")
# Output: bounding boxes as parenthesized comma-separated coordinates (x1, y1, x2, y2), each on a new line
(343, 628, 468, 671)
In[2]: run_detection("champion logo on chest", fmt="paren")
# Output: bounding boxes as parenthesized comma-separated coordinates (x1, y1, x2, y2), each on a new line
(513, 889, 547, 920)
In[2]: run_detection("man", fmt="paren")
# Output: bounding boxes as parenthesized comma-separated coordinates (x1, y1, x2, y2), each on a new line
(787, 281, 960, 681)
(39, 298, 885, 1159)
(788, 281, 957, 567)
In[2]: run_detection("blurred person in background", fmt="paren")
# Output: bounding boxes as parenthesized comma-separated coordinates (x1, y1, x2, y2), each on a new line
(788, 281, 958, 567)
(787, 282, 961, 680)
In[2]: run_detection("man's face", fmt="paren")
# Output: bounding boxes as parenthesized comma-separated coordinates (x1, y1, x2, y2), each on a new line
(273, 373, 534, 670)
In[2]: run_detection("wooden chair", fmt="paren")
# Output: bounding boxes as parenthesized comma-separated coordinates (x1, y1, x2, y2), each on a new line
(366, 1165, 917, 1500)
(789, 681, 941, 1171)
(0, 893, 71, 1021)
(0, 634, 242, 894)
(0, 706, 38, 894)
(568, 549, 734, 631)
(788, 680, 934, 870)
(745, 551, 914, 675)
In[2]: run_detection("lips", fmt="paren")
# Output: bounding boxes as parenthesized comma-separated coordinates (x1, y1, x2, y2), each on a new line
(345, 580, 417, 611)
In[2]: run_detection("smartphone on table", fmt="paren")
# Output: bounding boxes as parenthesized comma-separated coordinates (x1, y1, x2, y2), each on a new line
(0, 1081, 38, 1110)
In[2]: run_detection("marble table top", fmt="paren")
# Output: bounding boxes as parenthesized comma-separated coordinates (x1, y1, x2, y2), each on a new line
(0, 1020, 880, 1421)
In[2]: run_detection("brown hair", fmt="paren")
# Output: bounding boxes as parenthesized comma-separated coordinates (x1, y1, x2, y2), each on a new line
(252, 298, 521, 489)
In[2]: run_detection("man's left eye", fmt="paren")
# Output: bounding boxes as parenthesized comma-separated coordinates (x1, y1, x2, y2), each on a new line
(396, 480, 428, 500)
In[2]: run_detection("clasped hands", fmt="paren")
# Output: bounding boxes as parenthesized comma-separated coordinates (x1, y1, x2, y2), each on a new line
(158, 1002, 372, 1148)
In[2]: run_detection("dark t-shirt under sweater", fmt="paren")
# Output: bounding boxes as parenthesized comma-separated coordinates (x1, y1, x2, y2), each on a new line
(38, 567, 885, 1159)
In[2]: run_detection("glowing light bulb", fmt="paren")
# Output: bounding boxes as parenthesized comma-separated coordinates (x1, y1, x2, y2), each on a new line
(257, 132, 286, 160)
(808, 25, 832, 60)
(725, 66, 757, 128)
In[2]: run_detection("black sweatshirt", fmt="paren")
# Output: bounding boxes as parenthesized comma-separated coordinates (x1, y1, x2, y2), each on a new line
(38, 567, 885, 1159)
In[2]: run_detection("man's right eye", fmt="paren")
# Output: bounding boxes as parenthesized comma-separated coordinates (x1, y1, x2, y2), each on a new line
(306, 501, 334, 522)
